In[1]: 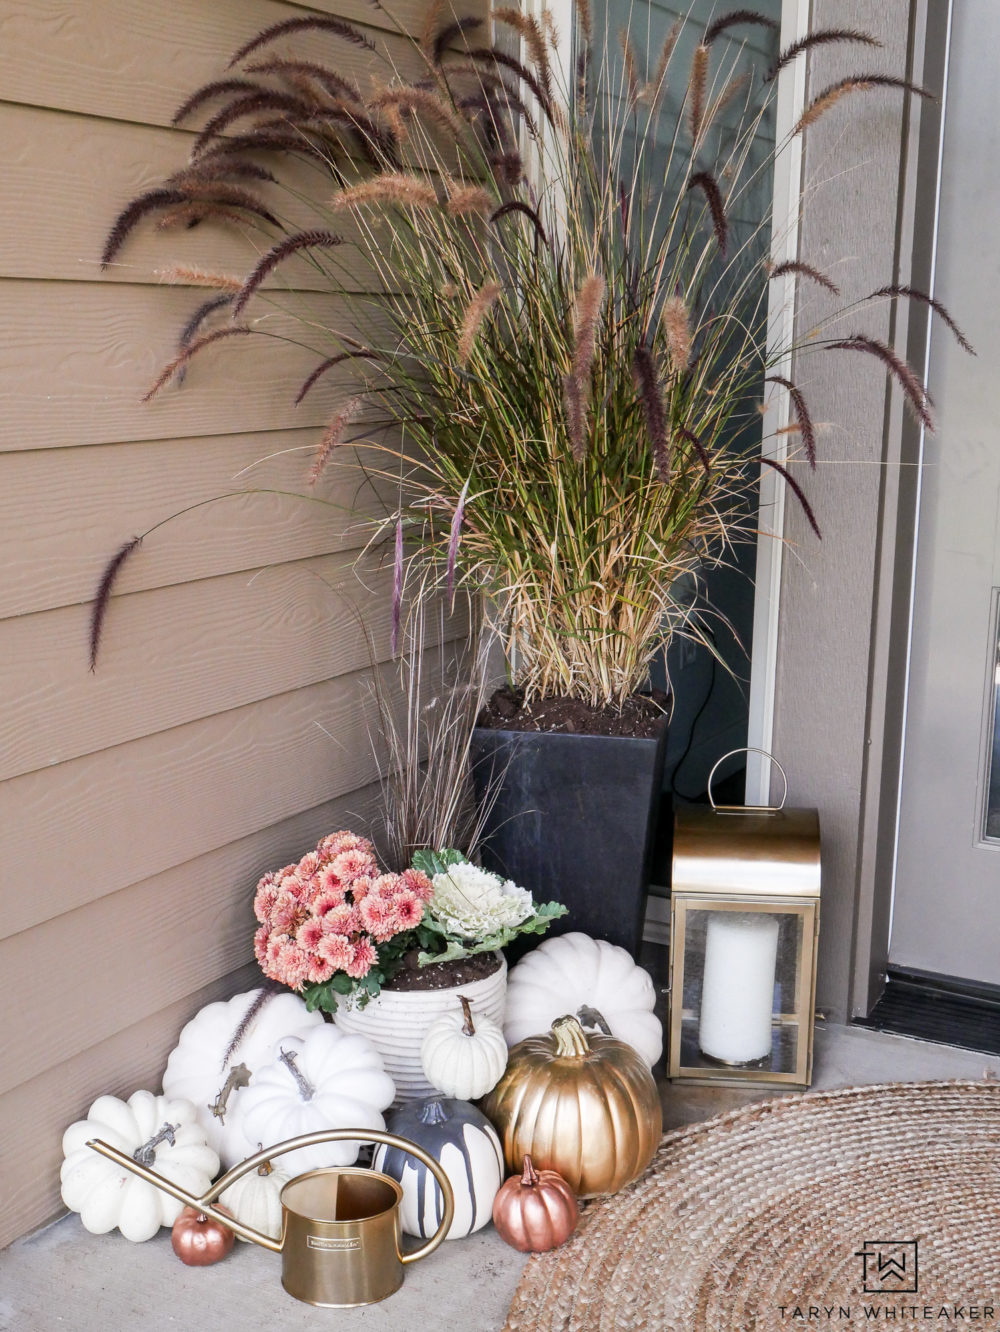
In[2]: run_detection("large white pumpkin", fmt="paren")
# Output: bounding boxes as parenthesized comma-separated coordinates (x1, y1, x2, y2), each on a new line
(503, 932, 663, 1067)
(61, 1090, 218, 1242)
(162, 988, 324, 1167)
(231, 1026, 395, 1175)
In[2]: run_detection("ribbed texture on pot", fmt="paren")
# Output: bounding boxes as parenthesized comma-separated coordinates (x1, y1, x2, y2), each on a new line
(334, 954, 507, 1104)
(503, 1079, 1000, 1330)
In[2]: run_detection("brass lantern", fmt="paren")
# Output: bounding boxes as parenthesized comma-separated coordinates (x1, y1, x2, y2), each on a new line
(668, 750, 820, 1089)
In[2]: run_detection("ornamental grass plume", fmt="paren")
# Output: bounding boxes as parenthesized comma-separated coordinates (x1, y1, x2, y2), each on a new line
(92, 0, 973, 713)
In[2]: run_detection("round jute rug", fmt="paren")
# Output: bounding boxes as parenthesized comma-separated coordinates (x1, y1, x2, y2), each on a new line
(502, 1081, 1000, 1332)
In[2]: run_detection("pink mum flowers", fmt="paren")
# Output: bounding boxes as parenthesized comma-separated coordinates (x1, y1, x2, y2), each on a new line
(252, 830, 432, 995)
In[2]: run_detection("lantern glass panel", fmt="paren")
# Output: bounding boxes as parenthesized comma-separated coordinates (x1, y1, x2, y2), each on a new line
(673, 899, 812, 1083)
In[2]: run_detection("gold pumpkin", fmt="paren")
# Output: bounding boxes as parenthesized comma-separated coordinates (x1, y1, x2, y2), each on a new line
(483, 1014, 662, 1197)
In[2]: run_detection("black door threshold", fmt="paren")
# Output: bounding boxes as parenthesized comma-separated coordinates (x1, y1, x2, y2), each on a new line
(858, 966, 1000, 1056)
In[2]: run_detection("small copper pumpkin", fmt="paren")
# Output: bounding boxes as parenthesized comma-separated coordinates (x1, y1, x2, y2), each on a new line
(492, 1155, 578, 1252)
(483, 1013, 662, 1196)
(170, 1205, 236, 1266)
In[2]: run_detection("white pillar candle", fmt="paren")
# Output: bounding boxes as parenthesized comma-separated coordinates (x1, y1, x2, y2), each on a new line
(698, 912, 780, 1064)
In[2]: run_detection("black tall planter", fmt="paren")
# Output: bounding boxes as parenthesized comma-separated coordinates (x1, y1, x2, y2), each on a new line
(469, 720, 668, 957)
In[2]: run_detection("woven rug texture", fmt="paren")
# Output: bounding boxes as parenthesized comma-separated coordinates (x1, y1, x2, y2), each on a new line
(502, 1080, 1000, 1332)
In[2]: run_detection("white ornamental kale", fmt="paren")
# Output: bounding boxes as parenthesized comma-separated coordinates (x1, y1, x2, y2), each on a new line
(429, 861, 534, 940)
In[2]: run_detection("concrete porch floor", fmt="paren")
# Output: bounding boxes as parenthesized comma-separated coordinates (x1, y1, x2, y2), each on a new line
(4, 1022, 999, 1332)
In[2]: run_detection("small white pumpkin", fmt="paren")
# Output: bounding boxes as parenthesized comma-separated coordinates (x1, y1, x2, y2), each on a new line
(231, 1026, 395, 1175)
(61, 1090, 218, 1242)
(162, 988, 324, 1167)
(504, 931, 663, 1067)
(219, 1159, 290, 1242)
(421, 996, 508, 1100)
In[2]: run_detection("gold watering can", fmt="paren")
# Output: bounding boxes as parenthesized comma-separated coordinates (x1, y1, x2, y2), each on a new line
(87, 1129, 455, 1308)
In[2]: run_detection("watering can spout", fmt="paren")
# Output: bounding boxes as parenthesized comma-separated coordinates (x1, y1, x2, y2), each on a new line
(86, 1139, 283, 1250)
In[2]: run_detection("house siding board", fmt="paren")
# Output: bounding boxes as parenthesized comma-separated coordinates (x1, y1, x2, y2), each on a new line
(0, 0, 448, 1246)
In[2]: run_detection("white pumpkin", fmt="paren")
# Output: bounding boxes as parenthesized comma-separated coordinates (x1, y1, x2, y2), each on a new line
(231, 1026, 395, 1175)
(504, 931, 663, 1067)
(61, 1090, 218, 1242)
(162, 987, 324, 1167)
(219, 1160, 290, 1242)
(420, 996, 507, 1100)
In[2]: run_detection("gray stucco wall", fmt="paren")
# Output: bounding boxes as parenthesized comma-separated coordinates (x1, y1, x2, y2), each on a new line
(770, 0, 923, 1020)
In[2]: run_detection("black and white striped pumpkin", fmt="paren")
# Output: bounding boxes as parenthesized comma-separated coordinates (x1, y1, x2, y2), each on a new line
(373, 1097, 503, 1239)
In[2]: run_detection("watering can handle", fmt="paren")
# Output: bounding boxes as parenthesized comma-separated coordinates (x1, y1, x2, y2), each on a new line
(88, 1128, 455, 1261)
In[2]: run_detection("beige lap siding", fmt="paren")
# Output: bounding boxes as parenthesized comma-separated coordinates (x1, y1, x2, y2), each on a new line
(0, 0, 465, 1246)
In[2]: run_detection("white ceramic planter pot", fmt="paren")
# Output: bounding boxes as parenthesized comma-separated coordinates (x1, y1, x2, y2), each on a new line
(334, 953, 507, 1104)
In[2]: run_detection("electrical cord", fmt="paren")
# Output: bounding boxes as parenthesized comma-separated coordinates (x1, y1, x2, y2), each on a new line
(669, 648, 718, 802)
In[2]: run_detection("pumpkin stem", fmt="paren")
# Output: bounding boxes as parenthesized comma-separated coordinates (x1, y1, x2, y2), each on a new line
(278, 1047, 316, 1101)
(258, 1161, 273, 1177)
(133, 1121, 178, 1166)
(520, 1155, 540, 1188)
(551, 1014, 592, 1059)
(208, 1062, 252, 1124)
(576, 1005, 613, 1037)
(418, 1096, 450, 1125)
(459, 994, 476, 1037)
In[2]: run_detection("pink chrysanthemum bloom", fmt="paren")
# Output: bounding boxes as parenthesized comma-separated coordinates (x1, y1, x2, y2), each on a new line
(265, 932, 286, 971)
(346, 937, 378, 979)
(371, 873, 406, 903)
(253, 925, 270, 965)
(254, 881, 279, 924)
(391, 889, 424, 930)
(349, 874, 374, 903)
(272, 894, 308, 935)
(296, 919, 325, 951)
(307, 956, 335, 985)
(276, 942, 311, 991)
(278, 872, 309, 902)
(358, 892, 395, 940)
(331, 848, 379, 882)
(320, 903, 358, 936)
(297, 851, 321, 877)
(314, 865, 345, 897)
(317, 933, 354, 971)
(402, 867, 434, 902)
(314, 887, 347, 917)
(317, 830, 372, 860)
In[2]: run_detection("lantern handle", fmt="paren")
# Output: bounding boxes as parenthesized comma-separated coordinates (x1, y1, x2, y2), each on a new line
(707, 748, 788, 813)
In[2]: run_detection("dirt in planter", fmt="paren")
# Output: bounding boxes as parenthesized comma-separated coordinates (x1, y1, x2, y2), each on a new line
(385, 948, 503, 992)
(477, 686, 670, 739)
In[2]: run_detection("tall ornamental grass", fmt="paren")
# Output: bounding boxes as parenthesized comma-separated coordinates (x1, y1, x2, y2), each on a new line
(93, 4, 971, 706)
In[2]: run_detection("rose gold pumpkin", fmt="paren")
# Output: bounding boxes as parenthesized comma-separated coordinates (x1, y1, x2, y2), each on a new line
(492, 1155, 579, 1252)
(170, 1205, 236, 1266)
(483, 1014, 662, 1197)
